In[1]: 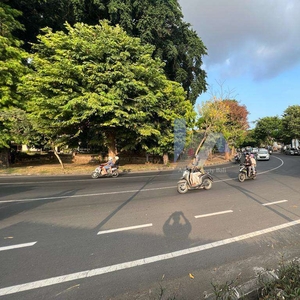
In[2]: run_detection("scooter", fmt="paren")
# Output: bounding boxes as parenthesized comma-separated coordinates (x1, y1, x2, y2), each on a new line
(177, 167, 213, 194)
(238, 164, 256, 182)
(91, 164, 119, 179)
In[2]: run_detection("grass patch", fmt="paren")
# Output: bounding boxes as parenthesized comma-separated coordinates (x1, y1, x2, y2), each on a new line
(259, 257, 300, 299)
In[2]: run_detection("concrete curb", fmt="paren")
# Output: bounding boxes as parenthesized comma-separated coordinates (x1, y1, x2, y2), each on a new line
(205, 269, 278, 299)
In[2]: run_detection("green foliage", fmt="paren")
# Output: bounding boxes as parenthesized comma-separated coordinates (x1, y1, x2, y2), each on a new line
(21, 21, 192, 155)
(9, 0, 207, 104)
(0, 2, 30, 148)
(253, 116, 283, 146)
(282, 105, 300, 142)
(260, 257, 300, 299)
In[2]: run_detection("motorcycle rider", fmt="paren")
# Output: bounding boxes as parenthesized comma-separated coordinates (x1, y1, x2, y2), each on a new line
(244, 153, 252, 177)
(101, 157, 114, 175)
(250, 154, 257, 174)
(190, 154, 205, 186)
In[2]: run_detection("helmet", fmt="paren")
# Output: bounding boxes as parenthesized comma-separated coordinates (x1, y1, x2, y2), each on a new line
(115, 156, 119, 160)
(108, 156, 113, 161)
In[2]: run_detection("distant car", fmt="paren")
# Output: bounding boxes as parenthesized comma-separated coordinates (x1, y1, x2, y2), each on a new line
(256, 148, 270, 161)
(251, 147, 259, 154)
(285, 148, 296, 155)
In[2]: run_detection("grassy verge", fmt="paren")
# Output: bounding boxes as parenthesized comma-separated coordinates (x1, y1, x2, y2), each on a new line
(210, 256, 300, 299)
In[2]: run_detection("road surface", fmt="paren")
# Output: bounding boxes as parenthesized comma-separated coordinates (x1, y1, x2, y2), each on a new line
(0, 153, 300, 299)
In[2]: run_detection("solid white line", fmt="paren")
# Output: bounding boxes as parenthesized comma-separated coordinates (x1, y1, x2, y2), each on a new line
(97, 223, 153, 235)
(0, 242, 37, 252)
(0, 186, 175, 203)
(1, 219, 300, 297)
(0, 155, 285, 203)
(195, 210, 233, 218)
(262, 200, 288, 206)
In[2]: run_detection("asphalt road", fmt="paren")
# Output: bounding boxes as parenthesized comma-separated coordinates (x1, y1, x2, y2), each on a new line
(1, 153, 300, 299)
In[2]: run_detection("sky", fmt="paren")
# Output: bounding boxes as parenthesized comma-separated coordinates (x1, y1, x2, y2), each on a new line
(178, 0, 300, 128)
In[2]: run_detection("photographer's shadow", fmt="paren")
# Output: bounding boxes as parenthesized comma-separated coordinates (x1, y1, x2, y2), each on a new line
(163, 211, 192, 243)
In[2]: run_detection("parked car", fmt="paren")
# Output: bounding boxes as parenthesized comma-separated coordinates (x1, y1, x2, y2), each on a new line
(285, 148, 298, 155)
(293, 148, 299, 155)
(256, 148, 270, 161)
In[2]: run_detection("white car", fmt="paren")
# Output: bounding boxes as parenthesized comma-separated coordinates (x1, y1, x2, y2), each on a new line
(256, 148, 270, 161)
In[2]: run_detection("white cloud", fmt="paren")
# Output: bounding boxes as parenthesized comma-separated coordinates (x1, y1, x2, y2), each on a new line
(179, 0, 300, 81)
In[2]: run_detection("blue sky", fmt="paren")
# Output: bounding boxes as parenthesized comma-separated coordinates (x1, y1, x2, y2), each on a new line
(179, 0, 300, 128)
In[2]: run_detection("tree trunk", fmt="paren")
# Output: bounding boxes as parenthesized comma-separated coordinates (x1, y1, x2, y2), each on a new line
(53, 148, 64, 170)
(0, 148, 9, 168)
(163, 153, 169, 165)
(195, 125, 211, 155)
(105, 130, 117, 158)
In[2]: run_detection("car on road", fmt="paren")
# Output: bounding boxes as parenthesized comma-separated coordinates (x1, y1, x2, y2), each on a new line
(284, 148, 298, 155)
(251, 147, 259, 154)
(256, 148, 270, 161)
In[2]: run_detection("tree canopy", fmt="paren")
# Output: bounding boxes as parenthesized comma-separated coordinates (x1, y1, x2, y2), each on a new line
(282, 105, 300, 142)
(9, 0, 207, 104)
(21, 21, 193, 160)
(253, 116, 283, 146)
(0, 2, 30, 148)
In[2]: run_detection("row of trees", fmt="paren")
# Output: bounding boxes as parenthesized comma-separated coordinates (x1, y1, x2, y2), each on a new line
(0, 0, 252, 168)
(0, 0, 207, 167)
(243, 105, 300, 147)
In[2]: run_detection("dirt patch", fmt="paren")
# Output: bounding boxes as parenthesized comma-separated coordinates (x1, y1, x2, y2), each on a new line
(0, 155, 231, 176)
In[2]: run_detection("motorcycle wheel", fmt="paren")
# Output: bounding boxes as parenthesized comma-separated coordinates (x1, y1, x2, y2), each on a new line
(203, 179, 212, 190)
(177, 181, 188, 194)
(112, 170, 119, 178)
(238, 173, 246, 182)
(91, 171, 100, 179)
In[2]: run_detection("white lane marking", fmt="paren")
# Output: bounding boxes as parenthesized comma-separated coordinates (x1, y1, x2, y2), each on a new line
(0, 156, 285, 203)
(262, 200, 288, 206)
(1, 219, 300, 297)
(97, 223, 153, 235)
(0, 165, 236, 185)
(0, 186, 175, 203)
(0, 242, 37, 252)
(195, 210, 233, 218)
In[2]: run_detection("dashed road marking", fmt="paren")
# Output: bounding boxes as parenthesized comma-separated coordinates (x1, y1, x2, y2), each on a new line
(195, 210, 233, 218)
(0, 242, 37, 252)
(262, 200, 288, 206)
(97, 223, 153, 235)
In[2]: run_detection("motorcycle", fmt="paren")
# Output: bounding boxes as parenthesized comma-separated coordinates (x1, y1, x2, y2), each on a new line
(177, 167, 213, 194)
(91, 164, 119, 179)
(234, 153, 241, 164)
(238, 164, 256, 182)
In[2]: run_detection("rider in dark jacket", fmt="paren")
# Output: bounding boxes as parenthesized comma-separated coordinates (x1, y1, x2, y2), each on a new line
(244, 153, 252, 177)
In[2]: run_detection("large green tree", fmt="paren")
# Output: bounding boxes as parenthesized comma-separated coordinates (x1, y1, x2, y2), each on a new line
(21, 21, 193, 165)
(9, 0, 207, 104)
(253, 116, 283, 146)
(0, 3, 30, 165)
(282, 105, 300, 143)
